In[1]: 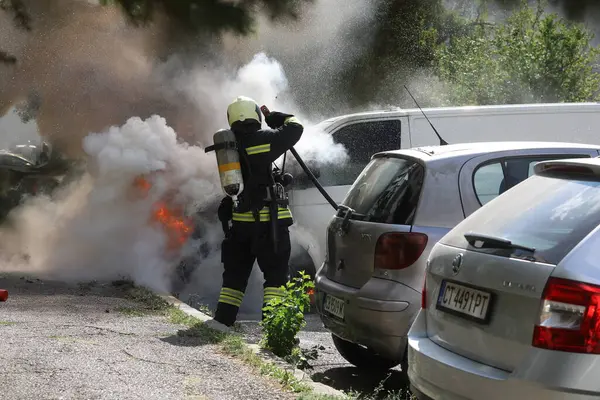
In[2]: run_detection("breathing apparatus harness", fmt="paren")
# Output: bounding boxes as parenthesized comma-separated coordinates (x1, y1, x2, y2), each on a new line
(205, 105, 339, 253)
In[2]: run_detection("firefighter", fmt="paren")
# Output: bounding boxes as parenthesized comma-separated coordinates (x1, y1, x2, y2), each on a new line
(214, 96, 304, 327)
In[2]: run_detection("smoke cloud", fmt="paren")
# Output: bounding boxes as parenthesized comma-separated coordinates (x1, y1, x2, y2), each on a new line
(220, 0, 380, 116)
(0, 115, 221, 292)
(0, 0, 366, 313)
(0, 106, 43, 149)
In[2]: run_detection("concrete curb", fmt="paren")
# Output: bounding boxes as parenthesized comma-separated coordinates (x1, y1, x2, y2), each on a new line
(160, 294, 347, 398)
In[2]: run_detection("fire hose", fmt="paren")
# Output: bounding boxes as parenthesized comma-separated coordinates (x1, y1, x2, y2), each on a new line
(260, 105, 339, 212)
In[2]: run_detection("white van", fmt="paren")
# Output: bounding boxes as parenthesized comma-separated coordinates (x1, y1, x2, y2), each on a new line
(287, 102, 600, 277)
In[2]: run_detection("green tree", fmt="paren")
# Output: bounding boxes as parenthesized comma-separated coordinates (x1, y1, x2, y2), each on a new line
(101, 0, 309, 35)
(340, 0, 470, 107)
(0, 0, 30, 64)
(1, 0, 311, 65)
(489, 0, 600, 22)
(435, 0, 600, 105)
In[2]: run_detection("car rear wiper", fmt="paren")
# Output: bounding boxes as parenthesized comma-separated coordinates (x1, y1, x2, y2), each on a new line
(336, 205, 367, 234)
(337, 204, 366, 219)
(464, 232, 536, 253)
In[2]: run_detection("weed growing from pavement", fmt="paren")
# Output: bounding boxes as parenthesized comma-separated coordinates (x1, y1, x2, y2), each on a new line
(298, 393, 414, 400)
(345, 375, 416, 400)
(125, 286, 170, 311)
(112, 279, 171, 316)
(297, 394, 347, 400)
(168, 307, 198, 326)
(120, 283, 312, 394)
(348, 391, 415, 400)
(173, 315, 311, 393)
(186, 294, 215, 317)
(260, 272, 314, 362)
(197, 303, 214, 317)
(0, 321, 17, 325)
(288, 345, 324, 371)
(297, 373, 416, 400)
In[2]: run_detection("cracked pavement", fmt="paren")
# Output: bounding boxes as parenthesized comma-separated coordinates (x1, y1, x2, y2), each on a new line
(0, 275, 294, 400)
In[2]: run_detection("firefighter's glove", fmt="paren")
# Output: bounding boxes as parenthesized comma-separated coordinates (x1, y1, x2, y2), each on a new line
(217, 196, 233, 223)
(265, 111, 294, 129)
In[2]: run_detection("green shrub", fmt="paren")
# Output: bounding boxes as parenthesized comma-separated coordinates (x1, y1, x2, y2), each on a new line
(260, 271, 314, 359)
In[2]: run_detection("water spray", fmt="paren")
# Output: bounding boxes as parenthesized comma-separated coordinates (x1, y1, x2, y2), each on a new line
(260, 105, 338, 211)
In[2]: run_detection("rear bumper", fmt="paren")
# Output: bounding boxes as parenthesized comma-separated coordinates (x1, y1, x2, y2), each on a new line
(315, 266, 420, 361)
(408, 309, 600, 400)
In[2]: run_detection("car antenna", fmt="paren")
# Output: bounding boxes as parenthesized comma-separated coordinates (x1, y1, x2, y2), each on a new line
(404, 85, 448, 146)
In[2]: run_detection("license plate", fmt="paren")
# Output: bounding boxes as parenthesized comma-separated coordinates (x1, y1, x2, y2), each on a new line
(324, 295, 345, 319)
(436, 280, 492, 322)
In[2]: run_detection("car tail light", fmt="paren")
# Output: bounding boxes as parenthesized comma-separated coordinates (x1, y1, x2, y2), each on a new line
(532, 277, 600, 354)
(421, 278, 427, 309)
(374, 232, 428, 270)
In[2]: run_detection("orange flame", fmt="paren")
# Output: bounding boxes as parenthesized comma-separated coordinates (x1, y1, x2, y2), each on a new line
(152, 200, 193, 250)
(133, 175, 152, 195)
(133, 175, 193, 251)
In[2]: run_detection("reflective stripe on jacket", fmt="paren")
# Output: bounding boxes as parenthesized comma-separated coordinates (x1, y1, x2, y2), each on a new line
(231, 114, 303, 221)
(232, 206, 292, 222)
(245, 143, 271, 155)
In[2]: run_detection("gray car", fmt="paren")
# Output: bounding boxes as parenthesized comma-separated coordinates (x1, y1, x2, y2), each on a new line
(315, 141, 600, 374)
(408, 157, 600, 399)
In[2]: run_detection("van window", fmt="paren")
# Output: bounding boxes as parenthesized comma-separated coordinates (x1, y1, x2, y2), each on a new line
(293, 120, 401, 189)
(444, 174, 600, 265)
(473, 155, 591, 206)
(340, 156, 424, 225)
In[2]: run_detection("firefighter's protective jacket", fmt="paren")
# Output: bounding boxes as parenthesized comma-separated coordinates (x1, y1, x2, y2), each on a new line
(231, 115, 303, 224)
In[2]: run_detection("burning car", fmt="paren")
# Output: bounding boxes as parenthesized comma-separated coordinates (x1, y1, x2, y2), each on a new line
(130, 174, 221, 293)
(0, 140, 64, 221)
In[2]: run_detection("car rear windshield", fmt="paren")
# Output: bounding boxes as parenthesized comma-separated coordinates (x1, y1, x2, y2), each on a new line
(339, 156, 424, 225)
(442, 174, 600, 265)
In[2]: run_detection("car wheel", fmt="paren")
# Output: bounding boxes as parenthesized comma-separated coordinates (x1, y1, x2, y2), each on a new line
(331, 334, 400, 372)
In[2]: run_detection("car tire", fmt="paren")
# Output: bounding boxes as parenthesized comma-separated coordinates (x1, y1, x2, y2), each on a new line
(331, 334, 400, 372)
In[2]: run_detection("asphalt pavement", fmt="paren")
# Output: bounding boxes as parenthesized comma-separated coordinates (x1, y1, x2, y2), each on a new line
(237, 312, 411, 398)
(0, 275, 295, 400)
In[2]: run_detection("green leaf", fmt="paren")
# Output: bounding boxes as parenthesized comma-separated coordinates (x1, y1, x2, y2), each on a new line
(433, 0, 600, 105)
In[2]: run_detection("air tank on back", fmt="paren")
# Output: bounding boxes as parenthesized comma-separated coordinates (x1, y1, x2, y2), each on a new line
(212, 129, 244, 203)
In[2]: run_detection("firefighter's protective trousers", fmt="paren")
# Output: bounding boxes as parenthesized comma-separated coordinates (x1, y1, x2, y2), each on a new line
(215, 217, 292, 327)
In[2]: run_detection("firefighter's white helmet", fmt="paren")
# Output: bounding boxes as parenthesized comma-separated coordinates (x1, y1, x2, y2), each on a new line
(226, 96, 262, 128)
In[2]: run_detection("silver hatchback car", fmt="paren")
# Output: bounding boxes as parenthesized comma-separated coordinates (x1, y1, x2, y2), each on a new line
(315, 142, 600, 373)
(409, 157, 600, 399)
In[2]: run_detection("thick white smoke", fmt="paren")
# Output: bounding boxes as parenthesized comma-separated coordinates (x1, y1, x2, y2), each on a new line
(165, 51, 348, 166)
(163, 52, 348, 313)
(0, 52, 347, 313)
(0, 0, 359, 313)
(0, 115, 221, 293)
